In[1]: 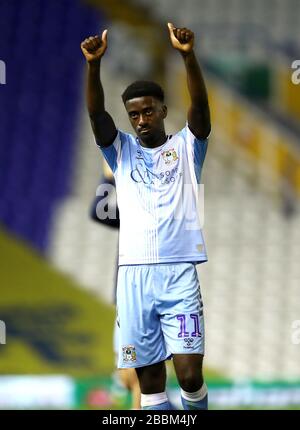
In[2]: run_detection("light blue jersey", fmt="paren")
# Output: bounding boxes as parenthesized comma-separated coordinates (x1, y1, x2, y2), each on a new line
(96, 124, 208, 266)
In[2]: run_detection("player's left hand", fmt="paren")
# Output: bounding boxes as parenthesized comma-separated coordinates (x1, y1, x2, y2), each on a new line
(167, 23, 194, 54)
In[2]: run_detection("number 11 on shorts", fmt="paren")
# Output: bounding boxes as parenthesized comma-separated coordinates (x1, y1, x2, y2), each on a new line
(176, 314, 201, 338)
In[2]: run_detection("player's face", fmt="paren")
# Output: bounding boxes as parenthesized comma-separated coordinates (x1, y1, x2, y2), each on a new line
(125, 96, 167, 145)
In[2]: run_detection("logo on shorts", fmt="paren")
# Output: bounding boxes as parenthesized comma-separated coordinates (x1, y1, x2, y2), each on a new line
(184, 338, 195, 349)
(122, 345, 137, 362)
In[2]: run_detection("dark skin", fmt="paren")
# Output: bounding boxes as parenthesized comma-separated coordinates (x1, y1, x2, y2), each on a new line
(125, 96, 167, 148)
(81, 24, 210, 397)
(80, 24, 210, 148)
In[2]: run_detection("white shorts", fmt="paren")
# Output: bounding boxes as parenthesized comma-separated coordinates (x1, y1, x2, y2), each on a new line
(116, 263, 205, 369)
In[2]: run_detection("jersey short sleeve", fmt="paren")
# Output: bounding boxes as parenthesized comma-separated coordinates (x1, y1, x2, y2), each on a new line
(95, 130, 128, 173)
(181, 124, 209, 183)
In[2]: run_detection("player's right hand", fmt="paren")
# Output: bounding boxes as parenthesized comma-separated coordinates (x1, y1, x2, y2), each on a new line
(81, 29, 108, 63)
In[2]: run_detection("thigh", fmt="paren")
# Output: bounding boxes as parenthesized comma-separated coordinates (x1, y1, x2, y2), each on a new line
(159, 263, 205, 356)
(116, 265, 169, 369)
(135, 361, 167, 394)
(173, 353, 204, 378)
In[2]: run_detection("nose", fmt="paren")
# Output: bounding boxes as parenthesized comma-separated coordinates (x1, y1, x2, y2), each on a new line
(138, 114, 148, 127)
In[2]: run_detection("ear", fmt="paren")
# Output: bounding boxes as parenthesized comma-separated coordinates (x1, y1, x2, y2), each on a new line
(162, 105, 168, 119)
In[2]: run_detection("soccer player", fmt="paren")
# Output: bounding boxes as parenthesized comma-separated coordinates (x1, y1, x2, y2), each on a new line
(81, 22, 211, 410)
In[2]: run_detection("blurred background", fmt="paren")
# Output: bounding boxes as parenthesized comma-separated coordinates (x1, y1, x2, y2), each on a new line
(0, 0, 300, 409)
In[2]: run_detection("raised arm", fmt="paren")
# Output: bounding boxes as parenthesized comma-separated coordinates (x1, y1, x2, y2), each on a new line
(167, 23, 211, 140)
(81, 30, 117, 147)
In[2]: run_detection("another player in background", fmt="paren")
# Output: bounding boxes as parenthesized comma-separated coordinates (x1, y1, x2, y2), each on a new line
(90, 160, 141, 410)
(81, 22, 211, 410)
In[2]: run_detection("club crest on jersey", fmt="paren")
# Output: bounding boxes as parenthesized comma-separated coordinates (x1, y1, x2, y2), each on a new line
(161, 148, 178, 165)
(122, 345, 137, 362)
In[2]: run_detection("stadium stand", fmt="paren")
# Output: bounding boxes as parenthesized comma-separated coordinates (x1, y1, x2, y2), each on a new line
(0, 0, 102, 251)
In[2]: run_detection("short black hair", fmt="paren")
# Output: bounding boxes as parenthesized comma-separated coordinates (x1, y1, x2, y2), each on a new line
(122, 80, 164, 104)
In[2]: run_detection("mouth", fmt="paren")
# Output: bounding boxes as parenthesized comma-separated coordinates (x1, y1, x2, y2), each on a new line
(138, 128, 151, 135)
